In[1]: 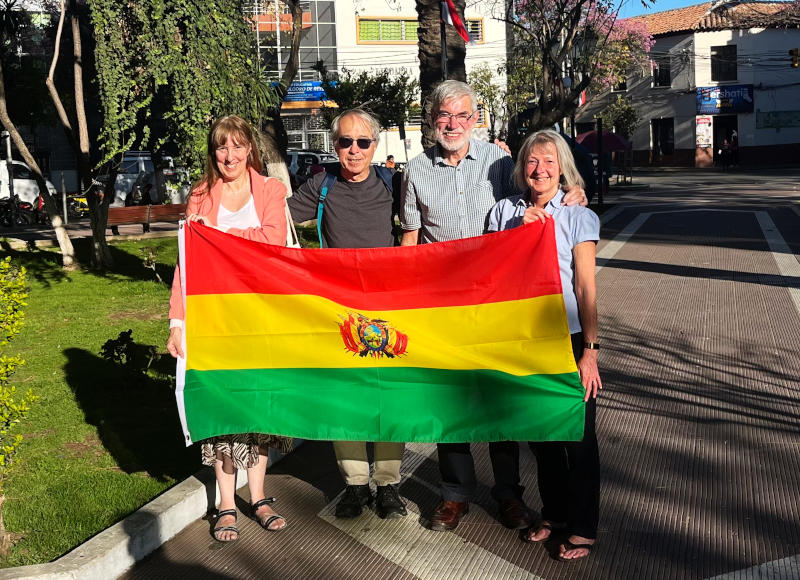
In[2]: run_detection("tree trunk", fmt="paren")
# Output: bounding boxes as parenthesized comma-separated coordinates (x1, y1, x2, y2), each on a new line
(416, 0, 467, 149)
(0, 494, 9, 557)
(47, 0, 111, 268)
(265, 0, 304, 159)
(0, 59, 76, 268)
(69, 0, 110, 269)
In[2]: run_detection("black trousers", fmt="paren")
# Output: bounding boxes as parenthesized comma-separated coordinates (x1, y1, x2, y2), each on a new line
(437, 440, 522, 503)
(528, 332, 600, 539)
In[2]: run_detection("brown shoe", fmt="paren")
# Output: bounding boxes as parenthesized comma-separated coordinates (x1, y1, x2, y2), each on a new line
(499, 497, 534, 529)
(430, 500, 469, 531)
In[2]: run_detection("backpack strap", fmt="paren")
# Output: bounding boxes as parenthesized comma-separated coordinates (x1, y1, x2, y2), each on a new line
(374, 166, 394, 193)
(316, 172, 337, 248)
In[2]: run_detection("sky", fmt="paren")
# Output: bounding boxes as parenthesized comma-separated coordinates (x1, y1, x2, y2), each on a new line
(619, 0, 706, 19)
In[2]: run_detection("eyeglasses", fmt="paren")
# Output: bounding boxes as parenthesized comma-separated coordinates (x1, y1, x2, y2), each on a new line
(435, 111, 476, 124)
(336, 137, 375, 149)
(215, 145, 247, 155)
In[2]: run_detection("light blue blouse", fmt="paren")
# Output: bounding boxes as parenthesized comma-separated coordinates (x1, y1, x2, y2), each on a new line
(488, 189, 600, 333)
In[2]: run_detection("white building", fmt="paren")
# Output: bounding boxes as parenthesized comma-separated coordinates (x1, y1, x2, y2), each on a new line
(579, 1, 800, 166)
(257, 0, 509, 160)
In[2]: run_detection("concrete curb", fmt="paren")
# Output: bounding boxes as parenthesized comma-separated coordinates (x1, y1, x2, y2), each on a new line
(0, 469, 215, 580)
(0, 445, 300, 580)
(1, 229, 177, 251)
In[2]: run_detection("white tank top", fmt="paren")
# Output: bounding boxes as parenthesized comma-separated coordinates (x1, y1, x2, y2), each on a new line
(216, 195, 259, 230)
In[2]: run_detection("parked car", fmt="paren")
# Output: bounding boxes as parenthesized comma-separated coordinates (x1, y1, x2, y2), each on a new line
(286, 149, 337, 187)
(110, 151, 157, 207)
(0, 159, 58, 205)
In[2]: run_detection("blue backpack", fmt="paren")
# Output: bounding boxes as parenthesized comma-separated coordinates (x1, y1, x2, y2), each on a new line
(316, 166, 395, 248)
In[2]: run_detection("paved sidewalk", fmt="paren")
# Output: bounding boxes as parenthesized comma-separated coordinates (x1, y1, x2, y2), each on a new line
(118, 175, 800, 579)
(3, 168, 799, 579)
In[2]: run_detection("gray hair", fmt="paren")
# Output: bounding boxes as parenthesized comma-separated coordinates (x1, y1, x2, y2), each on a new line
(514, 130, 585, 192)
(429, 80, 478, 117)
(330, 109, 381, 144)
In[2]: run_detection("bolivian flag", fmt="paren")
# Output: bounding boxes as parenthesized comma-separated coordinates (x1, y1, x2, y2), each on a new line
(175, 221, 585, 445)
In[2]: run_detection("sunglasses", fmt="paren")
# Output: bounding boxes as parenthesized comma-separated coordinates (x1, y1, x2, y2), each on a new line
(336, 137, 375, 149)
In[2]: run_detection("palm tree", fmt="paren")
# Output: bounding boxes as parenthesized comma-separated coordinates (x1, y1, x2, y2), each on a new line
(415, 0, 467, 148)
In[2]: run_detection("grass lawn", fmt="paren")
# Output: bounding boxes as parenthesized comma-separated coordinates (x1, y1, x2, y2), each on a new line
(0, 235, 199, 567)
(0, 224, 320, 567)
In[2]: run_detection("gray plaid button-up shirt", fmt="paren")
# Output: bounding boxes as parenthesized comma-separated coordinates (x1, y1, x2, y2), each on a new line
(400, 139, 521, 243)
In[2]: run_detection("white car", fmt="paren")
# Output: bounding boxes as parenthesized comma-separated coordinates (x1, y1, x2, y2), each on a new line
(287, 149, 337, 177)
(111, 151, 157, 207)
(0, 160, 58, 205)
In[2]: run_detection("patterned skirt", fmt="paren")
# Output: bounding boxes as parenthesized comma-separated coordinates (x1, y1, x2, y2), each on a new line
(200, 433, 294, 471)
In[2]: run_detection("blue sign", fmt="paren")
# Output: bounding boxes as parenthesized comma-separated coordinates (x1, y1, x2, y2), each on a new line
(283, 81, 327, 102)
(696, 85, 754, 114)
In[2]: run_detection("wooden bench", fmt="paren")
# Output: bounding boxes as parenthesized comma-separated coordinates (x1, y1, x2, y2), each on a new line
(107, 203, 187, 235)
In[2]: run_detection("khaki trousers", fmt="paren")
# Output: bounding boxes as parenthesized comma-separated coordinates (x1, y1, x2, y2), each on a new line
(333, 441, 404, 486)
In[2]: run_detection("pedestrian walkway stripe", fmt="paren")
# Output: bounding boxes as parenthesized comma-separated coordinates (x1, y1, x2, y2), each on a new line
(597, 208, 800, 318)
(318, 444, 544, 580)
(596, 213, 650, 273)
(703, 554, 800, 579)
(754, 210, 800, 318)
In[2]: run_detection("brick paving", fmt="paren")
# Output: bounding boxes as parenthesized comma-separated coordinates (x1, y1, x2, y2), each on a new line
(9, 168, 798, 579)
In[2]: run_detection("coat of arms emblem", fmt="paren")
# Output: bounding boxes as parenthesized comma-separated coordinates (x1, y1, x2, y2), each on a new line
(338, 312, 408, 358)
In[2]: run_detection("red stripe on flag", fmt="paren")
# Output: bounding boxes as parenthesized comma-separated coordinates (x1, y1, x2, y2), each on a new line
(184, 220, 562, 311)
(442, 0, 472, 44)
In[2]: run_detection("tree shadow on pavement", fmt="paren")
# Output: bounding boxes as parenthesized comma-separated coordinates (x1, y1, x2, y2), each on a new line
(593, 315, 800, 579)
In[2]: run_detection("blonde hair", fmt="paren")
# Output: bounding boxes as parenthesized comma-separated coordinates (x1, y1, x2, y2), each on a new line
(194, 115, 263, 195)
(513, 130, 584, 193)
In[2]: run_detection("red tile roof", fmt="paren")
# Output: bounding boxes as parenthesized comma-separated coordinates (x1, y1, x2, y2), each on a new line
(626, 1, 793, 36)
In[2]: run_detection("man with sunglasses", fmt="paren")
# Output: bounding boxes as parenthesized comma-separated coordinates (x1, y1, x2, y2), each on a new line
(287, 109, 406, 521)
(400, 80, 586, 533)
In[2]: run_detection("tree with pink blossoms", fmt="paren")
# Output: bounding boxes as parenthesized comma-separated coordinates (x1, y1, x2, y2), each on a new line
(498, 0, 653, 133)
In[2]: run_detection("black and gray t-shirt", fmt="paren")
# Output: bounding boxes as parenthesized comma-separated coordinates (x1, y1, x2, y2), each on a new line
(287, 166, 399, 249)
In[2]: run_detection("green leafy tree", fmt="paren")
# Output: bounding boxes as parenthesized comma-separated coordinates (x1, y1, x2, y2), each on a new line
(468, 63, 505, 141)
(315, 63, 420, 134)
(0, 257, 38, 556)
(41, 0, 282, 269)
(599, 93, 638, 138)
(89, 0, 279, 182)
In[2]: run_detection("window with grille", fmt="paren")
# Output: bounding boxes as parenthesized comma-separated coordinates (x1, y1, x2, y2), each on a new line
(358, 18, 418, 42)
(711, 45, 737, 82)
(358, 17, 480, 43)
(466, 19, 483, 42)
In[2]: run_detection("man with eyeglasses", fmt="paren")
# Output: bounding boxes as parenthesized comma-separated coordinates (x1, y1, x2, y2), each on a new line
(286, 109, 407, 521)
(400, 80, 586, 533)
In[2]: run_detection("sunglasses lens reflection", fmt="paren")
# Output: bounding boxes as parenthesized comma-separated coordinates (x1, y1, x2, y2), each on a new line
(337, 137, 373, 149)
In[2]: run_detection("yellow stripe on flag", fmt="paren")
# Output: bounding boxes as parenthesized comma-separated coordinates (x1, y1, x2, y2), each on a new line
(185, 293, 575, 376)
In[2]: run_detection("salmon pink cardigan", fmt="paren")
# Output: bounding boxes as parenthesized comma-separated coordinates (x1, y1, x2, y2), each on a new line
(169, 167, 288, 321)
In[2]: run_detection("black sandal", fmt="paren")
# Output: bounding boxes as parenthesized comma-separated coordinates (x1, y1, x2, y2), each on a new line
(520, 520, 566, 543)
(213, 509, 239, 542)
(251, 497, 287, 531)
(558, 539, 594, 562)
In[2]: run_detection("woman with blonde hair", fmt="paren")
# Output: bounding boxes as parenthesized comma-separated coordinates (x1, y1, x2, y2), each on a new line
(488, 129, 601, 562)
(167, 115, 291, 542)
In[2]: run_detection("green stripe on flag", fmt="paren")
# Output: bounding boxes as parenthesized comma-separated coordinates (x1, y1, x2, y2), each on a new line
(183, 368, 585, 443)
